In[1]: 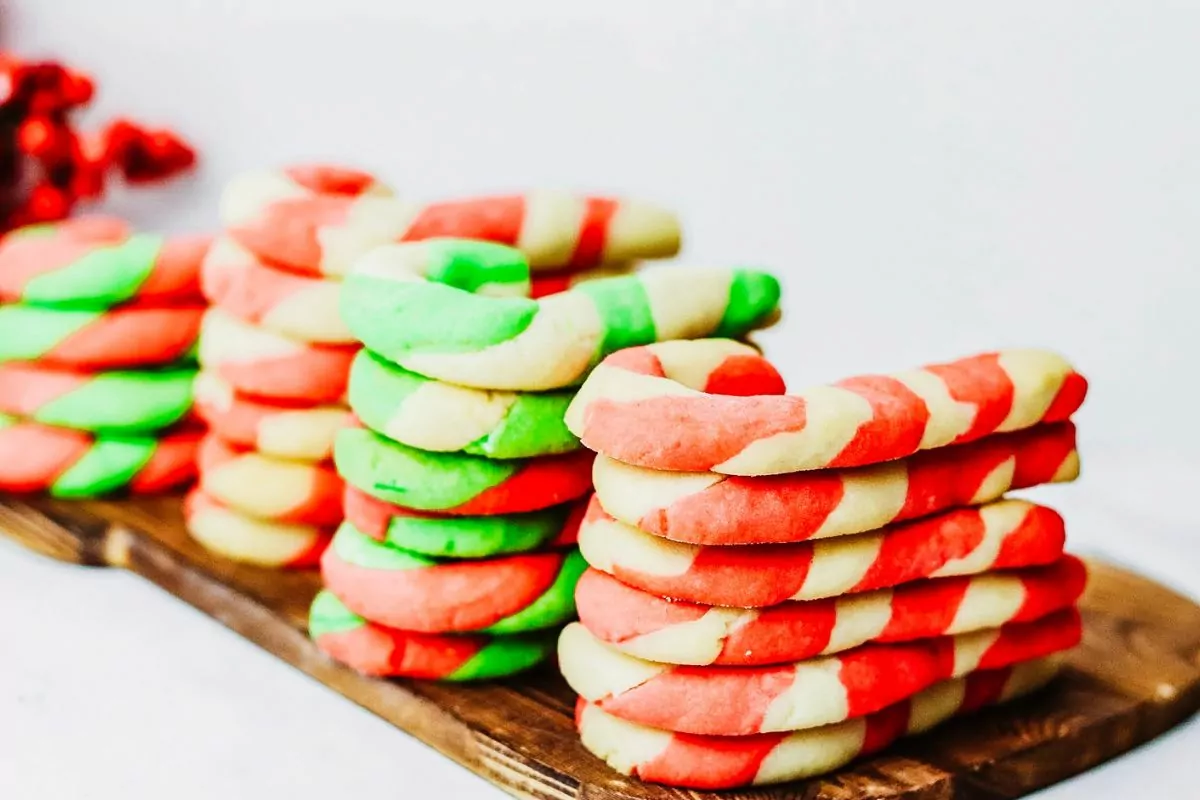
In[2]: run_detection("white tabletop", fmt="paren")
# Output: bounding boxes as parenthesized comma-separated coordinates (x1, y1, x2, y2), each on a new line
(1, 447, 1197, 799)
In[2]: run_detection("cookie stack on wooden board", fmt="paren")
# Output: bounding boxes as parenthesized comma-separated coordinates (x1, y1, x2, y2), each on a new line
(188, 166, 384, 567)
(0, 216, 208, 497)
(560, 339, 1090, 789)
(310, 234, 783, 681)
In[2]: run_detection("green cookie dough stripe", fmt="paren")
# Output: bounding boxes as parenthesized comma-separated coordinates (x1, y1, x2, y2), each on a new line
(332, 521, 440, 570)
(308, 589, 365, 636)
(349, 348, 579, 460)
(51, 437, 157, 498)
(445, 636, 553, 681)
(715, 269, 783, 337)
(574, 276, 658, 360)
(308, 590, 554, 680)
(334, 426, 520, 510)
(481, 548, 586, 635)
(425, 238, 530, 294)
(373, 503, 572, 559)
(35, 368, 196, 433)
(0, 305, 97, 361)
(6, 222, 59, 240)
(21, 235, 162, 307)
(341, 240, 537, 356)
(0, 411, 17, 429)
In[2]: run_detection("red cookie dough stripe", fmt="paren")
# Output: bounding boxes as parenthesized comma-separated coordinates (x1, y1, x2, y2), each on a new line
(197, 309, 355, 402)
(568, 342, 1087, 475)
(38, 305, 204, 369)
(574, 659, 1061, 789)
(576, 556, 1087, 666)
(197, 435, 343, 526)
(192, 372, 351, 462)
(611, 422, 1077, 547)
(558, 609, 1081, 736)
(579, 496, 1066, 607)
(444, 448, 595, 516)
(130, 429, 204, 492)
(320, 540, 570, 633)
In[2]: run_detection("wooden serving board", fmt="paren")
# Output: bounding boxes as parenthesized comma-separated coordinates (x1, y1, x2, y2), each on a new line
(3, 493, 1199, 799)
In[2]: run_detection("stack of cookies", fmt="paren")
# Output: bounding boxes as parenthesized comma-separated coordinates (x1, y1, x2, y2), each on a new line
(559, 339, 1090, 789)
(187, 166, 390, 567)
(308, 235, 783, 682)
(0, 216, 209, 498)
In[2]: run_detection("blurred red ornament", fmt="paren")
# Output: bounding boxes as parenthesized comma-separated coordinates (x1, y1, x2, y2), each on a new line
(0, 51, 197, 232)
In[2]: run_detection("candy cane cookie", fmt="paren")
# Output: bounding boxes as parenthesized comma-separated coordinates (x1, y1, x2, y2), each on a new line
(184, 490, 330, 568)
(225, 189, 680, 277)
(575, 658, 1062, 789)
(0, 302, 204, 368)
(0, 231, 209, 308)
(348, 349, 579, 460)
(558, 608, 1081, 736)
(567, 341, 1088, 475)
(0, 414, 201, 496)
(595, 421, 1080, 546)
(344, 486, 583, 559)
(0, 362, 195, 433)
(197, 435, 343, 526)
(218, 164, 392, 230)
(320, 521, 587, 633)
(579, 497, 1066, 606)
(197, 308, 355, 402)
(200, 238, 352, 344)
(192, 372, 350, 462)
(334, 425, 593, 514)
(310, 590, 554, 680)
(341, 240, 782, 391)
(576, 555, 1087, 666)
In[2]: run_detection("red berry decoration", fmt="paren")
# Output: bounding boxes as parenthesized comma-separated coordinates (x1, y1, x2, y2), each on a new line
(0, 51, 197, 231)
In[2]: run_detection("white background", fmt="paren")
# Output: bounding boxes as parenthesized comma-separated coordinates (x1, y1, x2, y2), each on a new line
(1, 1, 1197, 797)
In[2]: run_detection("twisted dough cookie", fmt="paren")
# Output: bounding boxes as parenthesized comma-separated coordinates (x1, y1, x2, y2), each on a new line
(593, 421, 1079, 545)
(0, 230, 210, 307)
(575, 658, 1062, 789)
(224, 181, 680, 276)
(558, 609, 1081, 735)
(309, 590, 554, 680)
(0, 415, 200, 496)
(341, 241, 782, 391)
(321, 521, 586, 633)
(575, 556, 1087, 666)
(578, 496, 1066, 606)
(0, 362, 195, 433)
(566, 340, 1088, 475)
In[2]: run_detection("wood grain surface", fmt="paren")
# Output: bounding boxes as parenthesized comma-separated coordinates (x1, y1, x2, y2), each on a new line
(2, 492, 1198, 799)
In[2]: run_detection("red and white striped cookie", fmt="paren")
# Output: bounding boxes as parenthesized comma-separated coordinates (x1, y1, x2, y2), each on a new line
(595, 422, 1079, 546)
(184, 489, 331, 568)
(575, 658, 1063, 789)
(578, 496, 1066, 606)
(566, 340, 1088, 475)
(192, 372, 351, 462)
(200, 237, 352, 343)
(197, 435, 343, 527)
(224, 190, 682, 277)
(558, 608, 1081, 735)
(197, 308, 355, 402)
(576, 556, 1088, 666)
(218, 164, 392, 229)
